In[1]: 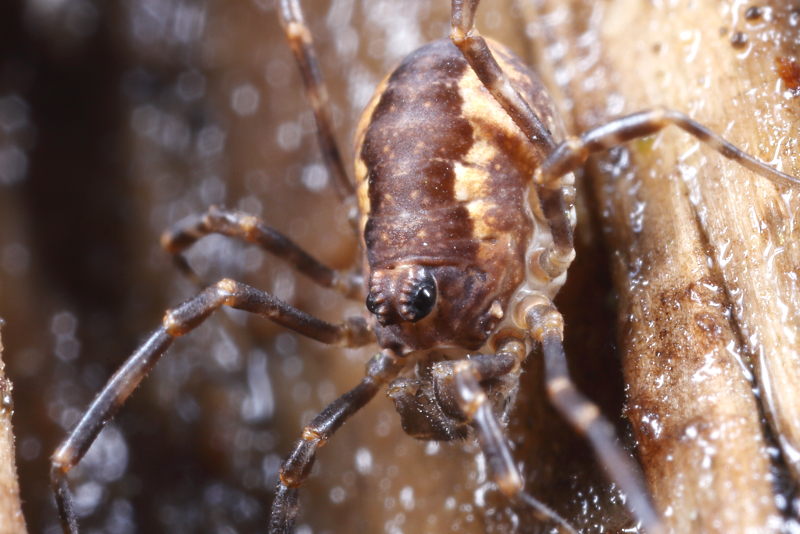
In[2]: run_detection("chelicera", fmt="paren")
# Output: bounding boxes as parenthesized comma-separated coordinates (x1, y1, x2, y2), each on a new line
(50, 0, 800, 532)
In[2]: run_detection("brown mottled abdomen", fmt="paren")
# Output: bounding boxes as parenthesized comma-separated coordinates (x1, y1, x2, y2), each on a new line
(354, 39, 562, 323)
(355, 39, 562, 262)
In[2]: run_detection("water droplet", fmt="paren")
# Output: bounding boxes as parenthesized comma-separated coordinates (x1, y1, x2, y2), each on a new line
(231, 84, 260, 116)
(51, 311, 78, 337)
(329, 485, 346, 504)
(1, 243, 30, 276)
(0, 145, 28, 185)
(301, 163, 329, 192)
(177, 70, 206, 102)
(355, 447, 373, 475)
(277, 121, 302, 151)
(399, 485, 415, 511)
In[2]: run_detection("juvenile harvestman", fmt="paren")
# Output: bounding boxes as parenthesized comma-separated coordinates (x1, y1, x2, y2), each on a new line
(50, 1, 800, 532)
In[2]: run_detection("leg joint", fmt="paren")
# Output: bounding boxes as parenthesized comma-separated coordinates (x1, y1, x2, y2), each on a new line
(512, 293, 563, 340)
(215, 278, 238, 296)
(301, 426, 324, 444)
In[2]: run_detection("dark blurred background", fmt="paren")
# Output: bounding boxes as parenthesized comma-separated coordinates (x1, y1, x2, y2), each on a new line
(0, 1, 630, 532)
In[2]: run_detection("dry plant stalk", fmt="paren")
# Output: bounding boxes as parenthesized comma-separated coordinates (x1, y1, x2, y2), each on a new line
(0, 325, 26, 534)
(519, 0, 799, 532)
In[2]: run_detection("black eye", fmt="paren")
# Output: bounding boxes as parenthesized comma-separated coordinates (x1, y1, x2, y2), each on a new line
(406, 274, 436, 322)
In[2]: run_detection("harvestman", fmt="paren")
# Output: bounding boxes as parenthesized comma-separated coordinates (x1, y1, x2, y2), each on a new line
(50, 0, 800, 532)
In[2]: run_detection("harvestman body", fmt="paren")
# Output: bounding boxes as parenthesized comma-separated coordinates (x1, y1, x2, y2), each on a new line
(50, 0, 800, 532)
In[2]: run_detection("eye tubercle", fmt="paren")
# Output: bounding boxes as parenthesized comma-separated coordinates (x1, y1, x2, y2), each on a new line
(366, 266, 437, 325)
(399, 272, 436, 322)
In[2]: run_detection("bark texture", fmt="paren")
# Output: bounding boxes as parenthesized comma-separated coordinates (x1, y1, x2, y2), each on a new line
(520, 1, 800, 532)
(0, 326, 26, 534)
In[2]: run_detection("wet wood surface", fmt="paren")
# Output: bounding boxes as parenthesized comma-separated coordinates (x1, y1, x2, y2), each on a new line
(521, 1, 800, 532)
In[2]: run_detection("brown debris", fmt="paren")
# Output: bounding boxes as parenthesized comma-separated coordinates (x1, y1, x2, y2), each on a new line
(775, 56, 800, 92)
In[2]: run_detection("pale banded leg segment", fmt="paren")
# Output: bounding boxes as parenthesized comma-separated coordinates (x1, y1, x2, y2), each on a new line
(534, 108, 800, 278)
(524, 95, 800, 281)
(279, 0, 354, 202)
(269, 350, 404, 533)
(161, 206, 362, 297)
(516, 294, 665, 534)
(51, 279, 374, 534)
(535, 108, 800, 190)
(437, 345, 576, 533)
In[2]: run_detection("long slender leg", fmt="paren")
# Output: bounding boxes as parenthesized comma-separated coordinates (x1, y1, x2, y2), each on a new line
(51, 279, 374, 534)
(514, 293, 665, 534)
(161, 206, 362, 297)
(270, 350, 404, 534)
(533, 108, 800, 277)
(535, 108, 800, 190)
(441, 342, 577, 533)
(278, 0, 354, 202)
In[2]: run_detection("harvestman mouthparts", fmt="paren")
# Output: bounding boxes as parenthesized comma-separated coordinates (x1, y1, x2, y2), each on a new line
(51, 0, 799, 532)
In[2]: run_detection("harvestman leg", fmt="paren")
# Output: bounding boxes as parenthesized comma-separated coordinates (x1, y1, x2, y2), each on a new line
(51, 279, 374, 534)
(160, 0, 362, 287)
(512, 295, 666, 534)
(269, 350, 405, 533)
(536, 108, 800, 190)
(161, 206, 363, 297)
(431, 347, 578, 533)
(533, 108, 800, 276)
(279, 0, 354, 203)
